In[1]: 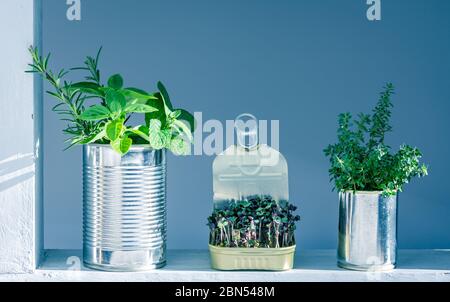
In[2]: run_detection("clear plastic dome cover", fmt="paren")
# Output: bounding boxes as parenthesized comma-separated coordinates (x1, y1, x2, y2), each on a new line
(213, 114, 289, 209)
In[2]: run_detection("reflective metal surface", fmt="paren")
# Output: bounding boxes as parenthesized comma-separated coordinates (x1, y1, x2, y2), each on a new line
(209, 245, 296, 271)
(338, 191, 398, 271)
(83, 145, 166, 271)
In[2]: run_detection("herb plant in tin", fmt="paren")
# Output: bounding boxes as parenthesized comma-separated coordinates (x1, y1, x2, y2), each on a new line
(27, 47, 195, 271)
(324, 83, 428, 271)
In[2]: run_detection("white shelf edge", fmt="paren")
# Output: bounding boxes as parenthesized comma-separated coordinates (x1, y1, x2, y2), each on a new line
(1, 249, 450, 282)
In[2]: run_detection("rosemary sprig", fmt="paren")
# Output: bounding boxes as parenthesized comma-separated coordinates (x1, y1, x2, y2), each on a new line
(27, 46, 102, 148)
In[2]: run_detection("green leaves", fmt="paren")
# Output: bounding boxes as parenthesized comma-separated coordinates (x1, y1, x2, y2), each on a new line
(122, 88, 158, 104)
(172, 119, 194, 141)
(29, 46, 194, 157)
(105, 88, 126, 113)
(105, 119, 132, 155)
(170, 136, 190, 156)
(124, 103, 158, 114)
(111, 135, 132, 155)
(68, 81, 103, 96)
(178, 109, 196, 132)
(324, 83, 428, 195)
(79, 129, 106, 145)
(207, 196, 300, 248)
(71, 47, 103, 84)
(145, 94, 166, 126)
(369, 83, 395, 149)
(142, 83, 194, 155)
(157, 81, 174, 113)
(128, 126, 150, 142)
(106, 119, 124, 141)
(149, 120, 170, 149)
(108, 74, 124, 89)
(80, 105, 110, 121)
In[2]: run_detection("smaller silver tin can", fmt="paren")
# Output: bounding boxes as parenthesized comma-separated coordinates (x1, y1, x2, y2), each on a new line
(338, 191, 398, 271)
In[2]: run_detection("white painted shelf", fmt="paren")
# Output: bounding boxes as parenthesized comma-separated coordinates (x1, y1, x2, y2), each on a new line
(1, 250, 450, 282)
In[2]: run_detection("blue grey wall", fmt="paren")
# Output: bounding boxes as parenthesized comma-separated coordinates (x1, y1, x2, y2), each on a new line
(43, 0, 450, 250)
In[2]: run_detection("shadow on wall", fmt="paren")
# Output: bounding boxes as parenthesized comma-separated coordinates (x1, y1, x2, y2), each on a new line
(0, 153, 35, 193)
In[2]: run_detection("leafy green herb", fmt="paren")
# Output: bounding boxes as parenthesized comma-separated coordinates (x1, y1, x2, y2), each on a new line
(111, 134, 132, 155)
(107, 74, 124, 89)
(27, 46, 195, 156)
(207, 196, 300, 248)
(324, 83, 428, 196)
(80, 105, 110, 121)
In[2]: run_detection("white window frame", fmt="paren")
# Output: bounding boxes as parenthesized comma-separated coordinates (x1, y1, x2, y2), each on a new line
(0, 0, 43, 274)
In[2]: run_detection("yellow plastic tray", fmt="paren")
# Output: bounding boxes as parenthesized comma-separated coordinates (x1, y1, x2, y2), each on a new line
(209, 245, 296, 271)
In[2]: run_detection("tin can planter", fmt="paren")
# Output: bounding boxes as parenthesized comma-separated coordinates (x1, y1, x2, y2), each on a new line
(209, 245, 296, 271)
(338, 191, 398, 272)
(83, 144, 167, 272)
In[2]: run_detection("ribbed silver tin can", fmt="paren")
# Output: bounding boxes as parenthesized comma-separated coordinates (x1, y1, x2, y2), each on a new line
(83, 144, 167, 272)
(338, 191, 398, 272)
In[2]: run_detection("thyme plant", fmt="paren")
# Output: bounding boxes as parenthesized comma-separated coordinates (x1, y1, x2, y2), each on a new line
(324, 83, 428, 196)
(207, 196, 300, 248)
(27, 47, 195, 156)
